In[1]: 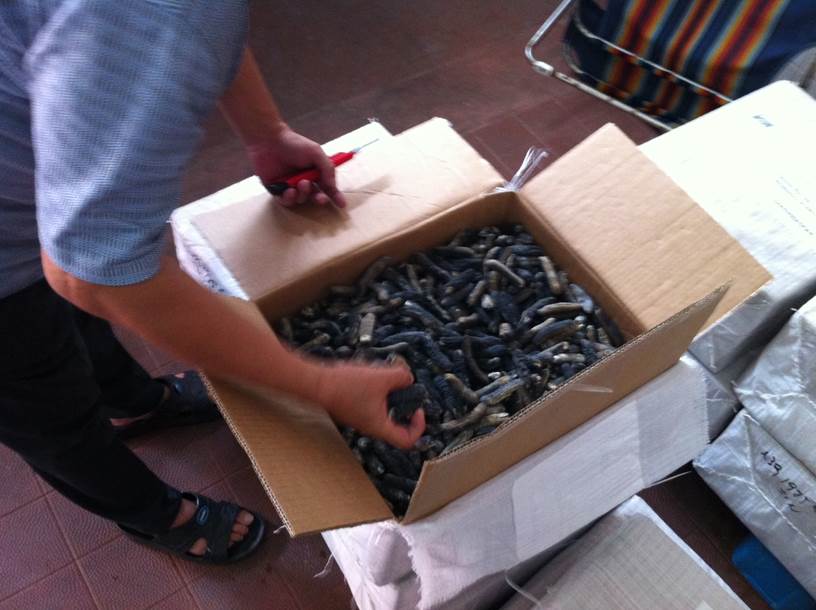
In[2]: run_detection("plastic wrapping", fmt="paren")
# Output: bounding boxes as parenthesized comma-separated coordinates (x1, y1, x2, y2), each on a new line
(736, 295, 816, 473)
(695, 410, 816, 597)
(321, 354, 711, 610)
(695, 350, 744, 440)
(496, 147, 549, 193)
(641, 81, 816, 374)
(498, 496, 749, 610)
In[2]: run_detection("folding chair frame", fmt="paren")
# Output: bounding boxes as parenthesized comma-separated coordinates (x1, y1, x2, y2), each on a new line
(524, 0, 734, 131)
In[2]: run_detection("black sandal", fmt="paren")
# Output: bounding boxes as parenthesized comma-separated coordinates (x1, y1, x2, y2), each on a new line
(115, 371, 221, 439)
(119, 492, 266, 564)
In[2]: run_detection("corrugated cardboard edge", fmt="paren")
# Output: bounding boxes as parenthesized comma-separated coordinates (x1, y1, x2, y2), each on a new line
(201, 375, 395, 537)
(199, 373, 293, 532)
(255, 189, 513, 317)
(519, 123, 771, 333)
(401, 284, 729, 524)
(191, 117, 504, 302)
(197, 297, 394, 536)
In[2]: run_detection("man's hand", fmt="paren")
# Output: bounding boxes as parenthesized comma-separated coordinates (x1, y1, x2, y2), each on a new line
(314, 360, 426, 450)
(247, 126, 348, 208)
(44, 253, 423, 450)
(217, 48, 347, 208)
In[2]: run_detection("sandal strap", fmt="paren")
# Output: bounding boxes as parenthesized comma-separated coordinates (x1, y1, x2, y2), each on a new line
(159, 371, 210, 407)
(146, 492, 238, 560)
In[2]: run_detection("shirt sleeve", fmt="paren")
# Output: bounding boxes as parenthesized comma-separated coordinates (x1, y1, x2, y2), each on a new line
(27, 0, 247, 286)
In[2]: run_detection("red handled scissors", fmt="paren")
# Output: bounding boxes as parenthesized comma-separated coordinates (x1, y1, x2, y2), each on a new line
(262, 139, 379, 196)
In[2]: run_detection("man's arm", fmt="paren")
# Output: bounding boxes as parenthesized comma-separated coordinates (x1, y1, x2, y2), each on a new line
(43, 253, 425, 449)
(29, 6, 420, 445)
(219, 48, 347, 208)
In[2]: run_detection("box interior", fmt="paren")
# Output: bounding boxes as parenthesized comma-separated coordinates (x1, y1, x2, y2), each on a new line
(246, 190, 727, 526)
(201, 122, 770, 535)
(192, 117, 504, 301)
(256, 191, 642, 340)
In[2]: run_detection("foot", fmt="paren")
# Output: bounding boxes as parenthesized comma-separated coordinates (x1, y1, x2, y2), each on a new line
(109, 387, 170, 428)
(119, 491, 265, 564)
(172, 497, 255, 556)
(111, 371, 221, 439)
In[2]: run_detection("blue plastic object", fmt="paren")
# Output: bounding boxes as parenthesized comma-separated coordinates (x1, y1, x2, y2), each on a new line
(732, 534, 816, 610)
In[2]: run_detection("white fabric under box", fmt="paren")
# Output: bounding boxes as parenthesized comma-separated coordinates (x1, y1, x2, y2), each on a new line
(694, 410, 816, 597)
(323, 355, 710, 610)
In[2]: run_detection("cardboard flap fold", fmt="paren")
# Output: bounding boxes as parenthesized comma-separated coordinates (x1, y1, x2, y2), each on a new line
(207, 376, 394, 536)
(520, 124, 771, 333)
(401, 285, 728, 524)
(192, 118, 504, 301)
(201, 297, 392, 535)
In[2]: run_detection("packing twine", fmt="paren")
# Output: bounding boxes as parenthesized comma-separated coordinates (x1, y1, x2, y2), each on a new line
(314, 553, 336, 579)
(497, 147, 550, 193)
(504, 570, 547, 609)
(643, 469, 694, 489)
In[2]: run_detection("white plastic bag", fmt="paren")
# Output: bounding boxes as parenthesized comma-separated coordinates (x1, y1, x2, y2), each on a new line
(736, 295, 816, 473)
(695, 411, 816, 597)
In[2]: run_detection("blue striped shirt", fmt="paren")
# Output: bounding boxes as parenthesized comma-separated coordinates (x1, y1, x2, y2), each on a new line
(0, 0, 247, 299)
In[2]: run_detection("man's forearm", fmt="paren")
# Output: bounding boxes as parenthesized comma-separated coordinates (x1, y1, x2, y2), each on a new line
(42, 252, 328, 405)
(219, 47, 284, 145)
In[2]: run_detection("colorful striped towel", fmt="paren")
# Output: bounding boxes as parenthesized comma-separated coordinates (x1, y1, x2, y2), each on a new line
(565, 0, 816, 125)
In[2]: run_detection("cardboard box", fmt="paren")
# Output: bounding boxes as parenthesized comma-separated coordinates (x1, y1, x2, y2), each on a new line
(324, 354, 711, 610)
(191, 118, 769, 535)
(642, 81, 816, 374)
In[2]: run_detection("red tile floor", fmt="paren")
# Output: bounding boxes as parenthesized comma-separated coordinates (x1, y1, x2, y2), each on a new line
(1, 1, 772, 608)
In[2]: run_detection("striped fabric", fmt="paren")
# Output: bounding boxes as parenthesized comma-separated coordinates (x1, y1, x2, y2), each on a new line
(0, 1, 247, 299)
(565, 0, 816, 125)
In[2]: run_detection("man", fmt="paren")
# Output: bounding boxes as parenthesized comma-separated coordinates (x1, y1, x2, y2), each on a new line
(0, 1, 425, 565)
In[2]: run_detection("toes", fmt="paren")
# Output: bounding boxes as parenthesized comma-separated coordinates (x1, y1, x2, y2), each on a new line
(237, 510, 255, 526)
(189, 537, 207, 556)
(186, 510, 255, 554)
(232, 523, 249, 537)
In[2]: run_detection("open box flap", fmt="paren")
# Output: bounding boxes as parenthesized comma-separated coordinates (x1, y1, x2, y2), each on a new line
(401, 285, 727, 524)
(520, 124, 771, 333)
(201, 297, 393, 535)
(192, 118, 504, 302)
(206, 376, 394, 536)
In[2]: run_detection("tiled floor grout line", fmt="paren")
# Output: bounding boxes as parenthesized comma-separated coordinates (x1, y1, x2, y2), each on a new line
(0, 557, 70, 604)
(183, 582, 202, 610)
(143, 583, 198, 610)
(166, 545, 187, 591)
(33, 471, 50, 495)
(216, 475, 307, 610)
(467, 133, 514, 178)
(0, 488, 46, 520)
(0, 496, 95, 607)
(281, 30, 524, 130)
(43, 492, 103, 610)
(41, 488, 126, 563)
(288, 38, 552, 137)
(73, 536, 125, 609)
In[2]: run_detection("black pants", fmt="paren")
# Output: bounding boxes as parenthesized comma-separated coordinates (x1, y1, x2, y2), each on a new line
(0, 280, 181, 533)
